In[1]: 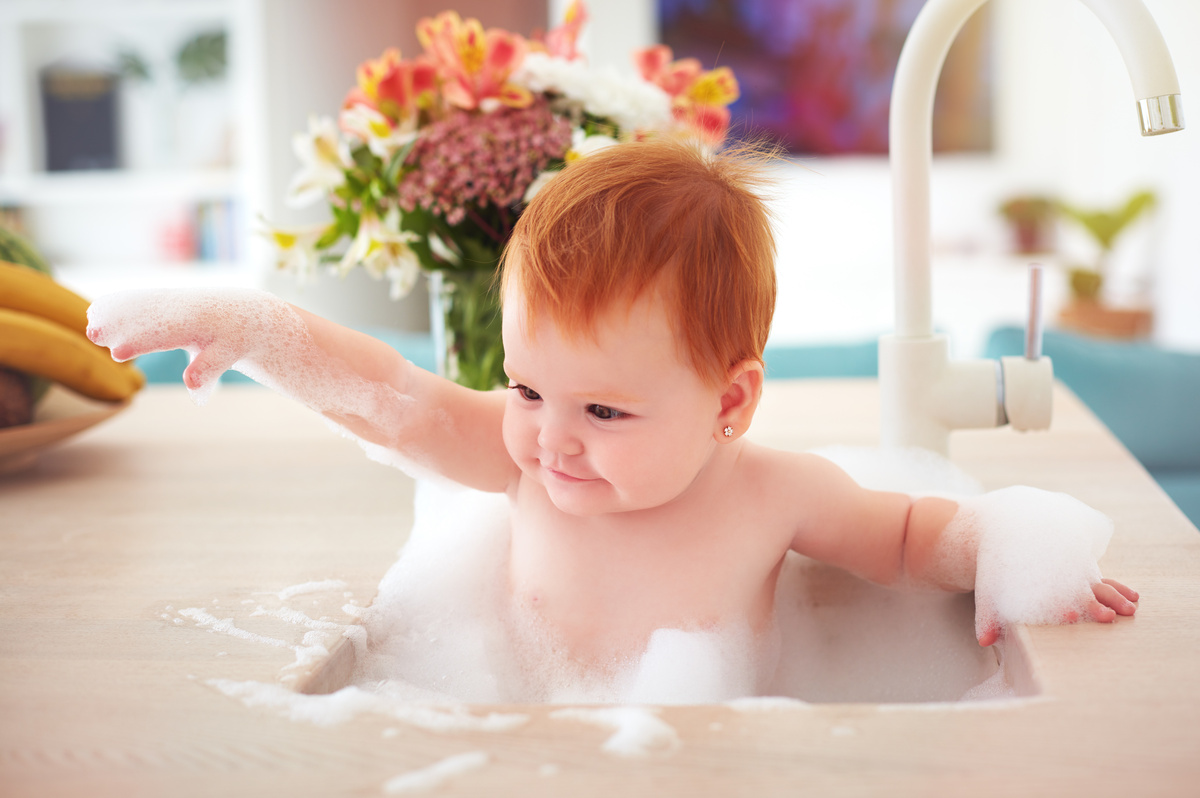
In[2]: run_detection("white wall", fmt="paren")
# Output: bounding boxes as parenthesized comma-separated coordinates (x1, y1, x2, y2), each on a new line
(575, 0, 1200, 356)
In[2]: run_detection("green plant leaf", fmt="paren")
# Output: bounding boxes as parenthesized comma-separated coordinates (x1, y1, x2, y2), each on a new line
(314, 223, 343, 250)
(384, 139, 417, 185)
(1057, 190, 1157, 251)
(177, 30, 227, 84)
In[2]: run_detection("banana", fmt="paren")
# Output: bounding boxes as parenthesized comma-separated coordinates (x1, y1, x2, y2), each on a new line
(0, 308, 144, 402)
(0, 258, 142, 384)
(0, 259, 91, 333)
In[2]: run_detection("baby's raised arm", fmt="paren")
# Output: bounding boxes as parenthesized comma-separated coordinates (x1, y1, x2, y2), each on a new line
(87, 288, 514, 491)
(785, 454, 1137, 646)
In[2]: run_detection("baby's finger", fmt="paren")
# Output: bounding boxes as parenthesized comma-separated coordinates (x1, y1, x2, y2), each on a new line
(1087, 600, 1117, 623)
(1093, 581, 1137, 616)
(976, 623, 1001, 647)
(1101, 577, 1139, 604)
(183, 344, 238, 391)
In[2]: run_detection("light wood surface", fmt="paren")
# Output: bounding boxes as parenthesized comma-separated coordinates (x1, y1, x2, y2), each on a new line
(2, 381, 1198, 797)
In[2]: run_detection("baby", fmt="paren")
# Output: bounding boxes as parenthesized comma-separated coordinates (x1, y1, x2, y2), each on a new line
(87, 137, 1136, 683)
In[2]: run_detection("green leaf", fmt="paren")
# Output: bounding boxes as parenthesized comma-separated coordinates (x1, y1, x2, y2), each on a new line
(459, 236, 501, 269)
(352, 144, 381, 173)
(385, 139, 417, 184)
(331, 204, 360, 238)
(314, 223, 343, 250)
(1057, 190, 1157, 251)
(176, 30, 227, 85)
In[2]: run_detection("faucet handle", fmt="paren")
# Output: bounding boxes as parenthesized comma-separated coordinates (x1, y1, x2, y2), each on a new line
(1002, 262, 1053, 432)
(1025, 263, 1044, 360)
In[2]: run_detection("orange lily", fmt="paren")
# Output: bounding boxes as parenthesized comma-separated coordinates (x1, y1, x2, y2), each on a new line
(635, 45, 739, 142)
(417, 11, 532, 111)
(635, 45, 702, 98)
(346, 48, 437, 124)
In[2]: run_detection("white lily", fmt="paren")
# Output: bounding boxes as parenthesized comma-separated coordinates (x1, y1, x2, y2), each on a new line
(340, 104, 418, 161)
(339, 208, 422, 300)
(257, 217, 327, 285)
(523, 129, 618, 202)
(522, 168, 559, 203)
(568, 129, 619, 160)
(286, 115, 350, 208)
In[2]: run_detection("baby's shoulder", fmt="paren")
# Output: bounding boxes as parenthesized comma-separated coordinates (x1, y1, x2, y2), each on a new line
(735, 442, 852, 491)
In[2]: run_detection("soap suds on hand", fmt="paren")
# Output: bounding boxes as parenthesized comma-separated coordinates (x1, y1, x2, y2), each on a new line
(941, 485, 1113, 640)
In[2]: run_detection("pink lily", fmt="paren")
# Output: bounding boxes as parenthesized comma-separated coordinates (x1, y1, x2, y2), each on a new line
(541, 0, 589, 61)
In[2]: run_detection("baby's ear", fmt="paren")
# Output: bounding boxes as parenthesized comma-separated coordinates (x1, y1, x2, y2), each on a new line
(715, 359, 764, 441)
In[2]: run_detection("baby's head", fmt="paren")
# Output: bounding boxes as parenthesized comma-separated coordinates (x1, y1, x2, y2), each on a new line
(501, 136, 778, 387)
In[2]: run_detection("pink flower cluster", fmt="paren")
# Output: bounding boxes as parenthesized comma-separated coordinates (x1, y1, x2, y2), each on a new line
(395, 100, 572, 226)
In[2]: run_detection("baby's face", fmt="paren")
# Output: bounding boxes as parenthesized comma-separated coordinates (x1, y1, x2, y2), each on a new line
(501, 284, 725, 517)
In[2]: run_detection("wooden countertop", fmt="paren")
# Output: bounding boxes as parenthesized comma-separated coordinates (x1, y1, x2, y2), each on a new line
(2, 381, 1198, 797)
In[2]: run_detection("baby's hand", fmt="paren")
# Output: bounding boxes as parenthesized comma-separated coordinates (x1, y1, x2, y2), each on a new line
(976, 577, 1138, 646)
(1086, 577, 1139, 623)
(942, 486, 1129, 647)
(87, 288, 302, 403)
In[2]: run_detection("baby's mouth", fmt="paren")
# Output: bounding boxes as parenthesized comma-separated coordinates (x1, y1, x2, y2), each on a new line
(541, 463, 594, 483)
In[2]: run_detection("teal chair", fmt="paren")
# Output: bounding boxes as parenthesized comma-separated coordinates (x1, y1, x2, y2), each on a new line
(984, 326, 1200, 529)
(763, 339, 878, 379)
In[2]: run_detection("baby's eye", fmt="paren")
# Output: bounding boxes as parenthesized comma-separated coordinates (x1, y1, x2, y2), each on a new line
(509, 382, 541, 402)
(588, 404, 626, 421)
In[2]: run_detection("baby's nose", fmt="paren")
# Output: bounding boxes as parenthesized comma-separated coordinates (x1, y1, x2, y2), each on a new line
(537, 417, 583, 456)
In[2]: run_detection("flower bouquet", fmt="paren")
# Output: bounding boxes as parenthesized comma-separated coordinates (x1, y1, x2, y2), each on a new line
(266, 1, 739, 390)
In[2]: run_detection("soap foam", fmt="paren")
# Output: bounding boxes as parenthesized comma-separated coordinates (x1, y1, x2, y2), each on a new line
(383, 751, 490, 794)
(346, 445, 1120, 705)
(549, 707, 681, 757)
(210, 679, 528, 731)
(944, 485, 1113, 639)
(273, 579, 348, 601)
(349, 479, 776, 705)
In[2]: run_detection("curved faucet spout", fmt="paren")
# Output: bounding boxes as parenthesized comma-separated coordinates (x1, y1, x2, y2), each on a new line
(881, 0, 1184, 454)
(891, 0, 1183, 340)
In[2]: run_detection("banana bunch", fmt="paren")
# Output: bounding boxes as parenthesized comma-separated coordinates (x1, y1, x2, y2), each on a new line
(0, 260, 144, 403)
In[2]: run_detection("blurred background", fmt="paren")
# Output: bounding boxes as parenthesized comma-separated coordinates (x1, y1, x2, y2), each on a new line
(0, 0, 1196, 356)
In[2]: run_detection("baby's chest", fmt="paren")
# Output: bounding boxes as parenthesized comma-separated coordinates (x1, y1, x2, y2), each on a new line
(506, 491, 790, 623)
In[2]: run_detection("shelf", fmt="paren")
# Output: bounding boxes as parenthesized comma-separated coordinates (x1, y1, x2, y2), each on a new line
(0, 168, 242, 206)
(0, 0, 235, 26)
(55, 260, 260, 300)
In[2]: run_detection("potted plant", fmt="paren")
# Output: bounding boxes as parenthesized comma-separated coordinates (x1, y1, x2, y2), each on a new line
(998, 195, 1057, 255)
(1057, 189, 1157, 338)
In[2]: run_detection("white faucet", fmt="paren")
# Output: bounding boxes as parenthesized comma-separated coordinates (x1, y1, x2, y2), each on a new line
(880, 0, 1185, 455)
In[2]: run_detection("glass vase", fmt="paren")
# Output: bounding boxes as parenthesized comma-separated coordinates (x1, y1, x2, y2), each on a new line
(427, 268, 506, 391)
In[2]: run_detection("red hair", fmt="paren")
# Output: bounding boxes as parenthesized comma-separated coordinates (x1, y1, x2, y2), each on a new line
(501, 136, 778, 386)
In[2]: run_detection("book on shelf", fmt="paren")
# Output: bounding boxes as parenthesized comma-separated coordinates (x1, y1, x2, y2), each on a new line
(40, 64, 119, 172)
(194, 198, 240, 264)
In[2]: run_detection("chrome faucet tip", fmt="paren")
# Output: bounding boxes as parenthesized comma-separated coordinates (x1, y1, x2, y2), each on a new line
(1138, 94, 1184, 136)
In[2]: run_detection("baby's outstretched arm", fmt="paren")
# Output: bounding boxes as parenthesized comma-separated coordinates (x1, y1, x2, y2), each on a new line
(87, 288, 512, 491)
(787, 455, 1137, 646)
(921, 486, 1138, 646)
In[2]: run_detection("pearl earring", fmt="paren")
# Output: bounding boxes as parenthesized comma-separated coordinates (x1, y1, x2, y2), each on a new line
(723, 426, 734, 438)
